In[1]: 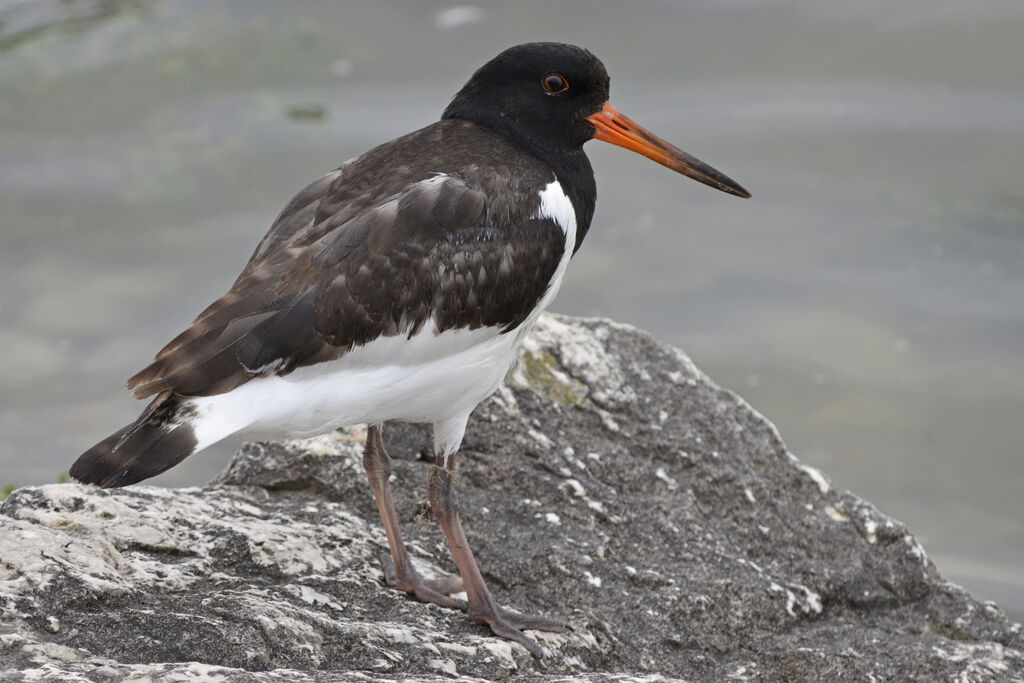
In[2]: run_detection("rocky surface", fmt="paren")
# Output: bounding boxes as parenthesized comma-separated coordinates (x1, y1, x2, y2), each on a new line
(2, 314, 1022, 681)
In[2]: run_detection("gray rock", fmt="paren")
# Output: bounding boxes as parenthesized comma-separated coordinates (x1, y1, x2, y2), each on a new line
(2, 314, 1021, 681)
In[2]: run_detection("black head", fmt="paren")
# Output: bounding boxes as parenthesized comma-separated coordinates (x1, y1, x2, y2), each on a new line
(443, 42, 750, 199)
(443, 42, 609, 159)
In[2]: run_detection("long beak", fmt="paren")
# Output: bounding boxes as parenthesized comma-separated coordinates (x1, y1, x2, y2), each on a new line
(586, 102, 750, 199)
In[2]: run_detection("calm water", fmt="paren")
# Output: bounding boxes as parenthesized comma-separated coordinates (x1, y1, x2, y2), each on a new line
(1, 1, 1021, 619)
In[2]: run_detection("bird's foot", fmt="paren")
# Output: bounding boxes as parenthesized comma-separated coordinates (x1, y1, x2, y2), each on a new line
(379, 552, 468, 610)
(469, 602, 567, 659)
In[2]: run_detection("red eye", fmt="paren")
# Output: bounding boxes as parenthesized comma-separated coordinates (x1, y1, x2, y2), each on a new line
(541, 73, 569, 94)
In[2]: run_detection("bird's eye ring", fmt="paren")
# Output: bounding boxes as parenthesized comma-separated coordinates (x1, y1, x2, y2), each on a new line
(541, 73, 569, 94)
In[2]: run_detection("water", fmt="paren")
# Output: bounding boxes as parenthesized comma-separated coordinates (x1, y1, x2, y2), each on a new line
(1, 0, 1021, 619)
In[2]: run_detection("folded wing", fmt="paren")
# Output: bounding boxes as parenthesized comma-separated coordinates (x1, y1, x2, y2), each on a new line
(124, 171, 565, 399)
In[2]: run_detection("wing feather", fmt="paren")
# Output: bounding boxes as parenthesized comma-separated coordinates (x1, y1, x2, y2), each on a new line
(125, 123, 567, 400)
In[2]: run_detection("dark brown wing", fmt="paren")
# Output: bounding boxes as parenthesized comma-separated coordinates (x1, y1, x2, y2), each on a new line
(124, 168, 566, 399)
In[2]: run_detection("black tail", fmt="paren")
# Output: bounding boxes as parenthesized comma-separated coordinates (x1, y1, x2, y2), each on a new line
(70, 393, 199, 488)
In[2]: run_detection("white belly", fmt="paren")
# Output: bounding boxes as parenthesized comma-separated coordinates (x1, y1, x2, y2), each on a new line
(185, 321, 527, 447)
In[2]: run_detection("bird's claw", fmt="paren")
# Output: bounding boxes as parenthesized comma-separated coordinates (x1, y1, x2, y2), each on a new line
(469, 603, 566, 659)
(379, 552, 468, 610)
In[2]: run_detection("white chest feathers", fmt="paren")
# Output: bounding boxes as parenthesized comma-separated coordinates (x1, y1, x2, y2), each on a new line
(530, 179, 577, 315)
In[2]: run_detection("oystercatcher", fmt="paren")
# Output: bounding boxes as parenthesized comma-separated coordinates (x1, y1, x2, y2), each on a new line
(71, 42, 749, 656)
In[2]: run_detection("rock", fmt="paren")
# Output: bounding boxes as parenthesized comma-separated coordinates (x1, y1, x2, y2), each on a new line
(1, 314, 1021, 681)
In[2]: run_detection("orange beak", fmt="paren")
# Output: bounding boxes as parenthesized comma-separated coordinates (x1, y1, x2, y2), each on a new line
(587, 102, 750, 199)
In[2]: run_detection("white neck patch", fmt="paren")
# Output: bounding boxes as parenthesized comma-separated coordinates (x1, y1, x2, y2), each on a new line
(526, 179, 578, 317)
(533, 179, 577, 237)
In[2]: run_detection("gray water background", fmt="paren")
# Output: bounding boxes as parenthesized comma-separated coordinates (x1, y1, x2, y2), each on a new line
(1, 1, 1021, 619)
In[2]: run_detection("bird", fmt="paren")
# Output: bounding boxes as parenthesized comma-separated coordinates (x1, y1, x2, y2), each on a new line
(71, 42, 749, 657)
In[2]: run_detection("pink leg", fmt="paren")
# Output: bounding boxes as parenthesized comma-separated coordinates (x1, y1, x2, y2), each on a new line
(363, 425, 465, 608)
(429, 452, 565, 658)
